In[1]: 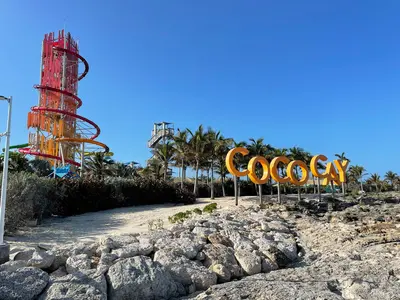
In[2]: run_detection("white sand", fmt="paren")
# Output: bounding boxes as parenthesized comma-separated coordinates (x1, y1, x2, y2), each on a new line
(5, 197, 257, 250)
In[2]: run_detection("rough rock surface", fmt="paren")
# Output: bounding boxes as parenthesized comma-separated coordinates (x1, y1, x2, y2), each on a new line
(185, 199, 400, 299)
(106, 256, 180, 300)
(202, 244, 243, 278)
(111, 241, 153, 258)
(5, 197, 398, 299)
(234, 249, 261, 275)
(1, 204, 300, 299)
(154, 249, 217, 292)
(39, 269, 106, 300)
(0, 267, 49, 300)
(66, 254, 92, 274)
(28, 250, 55, 269)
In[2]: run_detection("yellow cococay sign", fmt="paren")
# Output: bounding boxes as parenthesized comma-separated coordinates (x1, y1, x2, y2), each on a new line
(225, 147, 349, 186)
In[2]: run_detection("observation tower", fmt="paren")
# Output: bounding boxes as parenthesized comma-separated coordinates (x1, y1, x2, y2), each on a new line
(20, 30, 109, 175)
(148, 122, 174, 148)
(148, 122, 174, 175)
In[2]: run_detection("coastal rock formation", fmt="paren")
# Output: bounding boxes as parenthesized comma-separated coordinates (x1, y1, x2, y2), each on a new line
(107, 256, 181, 299)
(3, 198, 400, 299)
(0, 267, 49, 300)
(2, 204, 298, 299)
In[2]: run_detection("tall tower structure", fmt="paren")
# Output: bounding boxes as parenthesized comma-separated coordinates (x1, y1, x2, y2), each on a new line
(148, 122, 174, 148)
(20, 30, 108, 174)
(148, 122, 174, 175)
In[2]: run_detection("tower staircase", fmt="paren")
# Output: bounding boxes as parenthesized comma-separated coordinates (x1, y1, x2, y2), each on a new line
(147, 122, 174, 175)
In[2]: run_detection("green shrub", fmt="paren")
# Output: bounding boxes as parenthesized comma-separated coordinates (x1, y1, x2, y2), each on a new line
(2, 173, 196, 232)
(192, 208, 202, 215)
(168, 211, 192, 223)
(2, 172, 55, 232)
(49, 177, 196, 216)
(203, 202, 218, 214)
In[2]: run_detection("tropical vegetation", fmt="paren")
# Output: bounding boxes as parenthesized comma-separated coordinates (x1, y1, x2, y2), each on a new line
(1, 124, 399, 233)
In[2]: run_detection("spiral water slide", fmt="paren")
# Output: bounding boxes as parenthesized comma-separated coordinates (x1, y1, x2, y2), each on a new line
(20, 30, 108, 169)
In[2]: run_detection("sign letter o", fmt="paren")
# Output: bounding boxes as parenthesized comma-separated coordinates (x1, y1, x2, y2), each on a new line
(248, 156, 270, 185)
(287, 160, 309, 186)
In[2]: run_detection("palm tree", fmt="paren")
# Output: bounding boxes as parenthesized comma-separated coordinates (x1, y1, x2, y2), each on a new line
(288, 147, 307, 201)
(264, 144, 276, 196)
(0, 152, 31, 172)
(232, 140, 248, 204)
(152, 141, 175, 180)
(215, 136, 233, 197)
(316, 160, 326, 201)
(303, 151, 314, 194)
(205, 128, 220, 199)
(385, 171, 398, 190)
(140, 158, 163, 179)
(215, 159, 229, 197)
(349, 165, 368, 192)
(173, 129, 189, 188)
(335, 152, 350, 195)
(112, 161, 139, 178)
(273, 148, 288, 203)
(247, 138, 268, 204)
(85, 152, 115, 179)
(206, 130, 232, 199)
(187, 125, 208, 196)
(369, 173, 381, 192)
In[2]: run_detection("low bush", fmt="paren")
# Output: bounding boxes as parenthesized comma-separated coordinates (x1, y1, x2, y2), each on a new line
(168, 211, 193, 224)
(4, 172, 53, 232)
(168, 203, 218, 224)
(1, 173, 196, 233)
(192, 208, 202, 215)
(203, 202, 218, 214)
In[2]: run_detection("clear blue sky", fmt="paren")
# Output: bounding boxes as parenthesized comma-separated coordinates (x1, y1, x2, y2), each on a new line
(1, 0, 399, 177)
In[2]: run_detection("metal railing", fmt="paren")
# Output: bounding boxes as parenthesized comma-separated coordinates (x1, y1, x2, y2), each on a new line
(147, 128, 174, 148)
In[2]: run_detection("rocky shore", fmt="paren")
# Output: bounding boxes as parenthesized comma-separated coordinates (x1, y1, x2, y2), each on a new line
(1, 197, 399, 300)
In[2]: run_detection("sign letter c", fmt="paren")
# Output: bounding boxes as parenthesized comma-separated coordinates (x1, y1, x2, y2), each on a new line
(225, 147, 250, 177)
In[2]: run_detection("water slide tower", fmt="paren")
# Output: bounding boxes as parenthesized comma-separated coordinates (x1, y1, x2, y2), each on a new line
(20, 29, 109, 177)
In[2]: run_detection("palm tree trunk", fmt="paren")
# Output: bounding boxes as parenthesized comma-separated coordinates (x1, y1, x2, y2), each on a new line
(317, 177, 321, 202)
(238, 177, 241, 197)
(259, 184, 263, 206)
(234, 176, 238, 206)
(313, 176, 316, 194)
(221, 176, 226, 197)
(295, 167, 301, 201)
(210, 160, 215, 199)
(180, 159, 184, 189)
(277, 182, 281, 204)
(194, 160, 199, 195)
(206, 168, 209, 185)
(164, 162, 167, 180)
(360, 179, 364, 192)
(270, 178, 273, 195)
(376, 183, 379, 192)
(330, 181, 335, 198)
(342, 182, 345, 196)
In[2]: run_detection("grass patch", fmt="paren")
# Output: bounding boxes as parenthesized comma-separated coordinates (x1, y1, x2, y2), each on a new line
(168, 203, 218, 224)
(203, 202, 217, 214)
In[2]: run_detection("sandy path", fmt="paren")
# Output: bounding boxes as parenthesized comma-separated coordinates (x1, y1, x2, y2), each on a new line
(5, 197, 257, 250)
